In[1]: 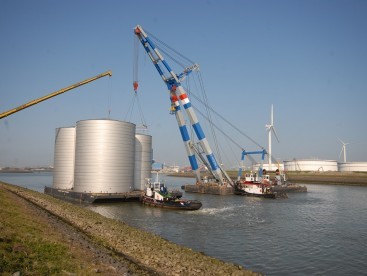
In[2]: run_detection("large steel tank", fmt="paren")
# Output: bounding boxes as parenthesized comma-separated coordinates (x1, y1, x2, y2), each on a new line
(284, 159, 338, 171)
(52, 127, 76, 189)
(73, 119, 136, 193)
(338, 162, 367, 172)
(134, 134, 153, 190)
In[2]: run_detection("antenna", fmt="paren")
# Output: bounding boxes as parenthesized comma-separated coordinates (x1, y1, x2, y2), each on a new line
(265, 104, 280, 169)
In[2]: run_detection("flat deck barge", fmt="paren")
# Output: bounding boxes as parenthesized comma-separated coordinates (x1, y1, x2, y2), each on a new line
(44, 186, 143, 203)
(184, 183, 234, 195)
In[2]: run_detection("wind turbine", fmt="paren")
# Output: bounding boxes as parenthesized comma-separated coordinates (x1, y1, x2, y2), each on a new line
(265, 104, 279, 170)
(338, 137, 350, 163)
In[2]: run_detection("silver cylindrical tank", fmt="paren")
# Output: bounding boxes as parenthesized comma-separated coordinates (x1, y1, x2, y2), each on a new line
(134, 134, 153, 190)
(73, 119, 136, 193)
(338, 162, 367, 172)
(284, 159, 338, 171)
(52, 127, 76, 189)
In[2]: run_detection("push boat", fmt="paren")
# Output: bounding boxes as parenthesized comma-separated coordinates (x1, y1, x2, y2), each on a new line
(235, 149, 288, 198)
(141, 173, 202, 210)
(235, 173, 278, 198)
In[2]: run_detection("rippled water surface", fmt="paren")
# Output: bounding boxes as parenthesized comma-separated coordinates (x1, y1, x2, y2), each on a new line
(2, 173, 367, 275)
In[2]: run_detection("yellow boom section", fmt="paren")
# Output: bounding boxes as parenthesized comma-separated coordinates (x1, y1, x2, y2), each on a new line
(0, 70, 112, 119)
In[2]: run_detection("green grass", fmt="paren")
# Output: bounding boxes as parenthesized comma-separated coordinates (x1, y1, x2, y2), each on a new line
(0, 187, 78, 275)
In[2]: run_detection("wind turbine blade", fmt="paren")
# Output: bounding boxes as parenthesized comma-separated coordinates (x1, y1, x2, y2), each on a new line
(337, 137, 344, 144)
(271, 104, 274, 125)
(272, 126, 280, 143)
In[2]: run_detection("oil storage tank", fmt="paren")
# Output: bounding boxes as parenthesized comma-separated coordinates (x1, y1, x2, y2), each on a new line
(284, 159, 338, 172)
(73, 119, 136, 193)
(338, 162, 367, 172)
(134, 134, 153, 190)
(52, 127, 76, 189)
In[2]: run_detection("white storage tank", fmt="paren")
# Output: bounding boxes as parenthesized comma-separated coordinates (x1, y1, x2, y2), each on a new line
(134, 134, 153, 190)
(252, 163, 284, 172)
(284, 159, 338, 172)
(338, 162, 367, 172)
(52, 127, 76, 189)
(73, 119, 136, 193)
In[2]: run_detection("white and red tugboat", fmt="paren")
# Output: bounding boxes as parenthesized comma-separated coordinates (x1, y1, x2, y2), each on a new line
(141, 172, 202, 210)
(235, 149, 286, 198)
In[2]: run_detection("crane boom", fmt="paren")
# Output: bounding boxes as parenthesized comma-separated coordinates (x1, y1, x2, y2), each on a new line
(134, 25, 232, 186)
(0, 70, 112, 119)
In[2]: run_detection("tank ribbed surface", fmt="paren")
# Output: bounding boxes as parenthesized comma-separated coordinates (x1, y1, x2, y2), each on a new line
(52, 127, 76, 189)
(73, 119, 136, 193)
(134, 134, 153, 190)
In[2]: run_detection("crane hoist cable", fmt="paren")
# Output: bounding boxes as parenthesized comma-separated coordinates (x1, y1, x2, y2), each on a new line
(187, 88, 264, 149)
(196, 71, 223, 165)
(146, 30, 195, 66)
(128, 33, 147, 128)
(147, 30, 265, 165)
(124, 90, 147, 127)
(133, 34, 140, 92)
(146, 31, 264, 162)
(193, 106, 243, 151)
(145, 30, 270, 167)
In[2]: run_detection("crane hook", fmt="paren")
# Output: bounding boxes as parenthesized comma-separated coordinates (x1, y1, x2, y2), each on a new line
(133, 81, 139, 92)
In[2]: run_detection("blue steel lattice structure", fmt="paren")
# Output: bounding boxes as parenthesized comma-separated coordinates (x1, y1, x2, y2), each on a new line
(134, 25, 228, 185)
(237, 149, 267, 180)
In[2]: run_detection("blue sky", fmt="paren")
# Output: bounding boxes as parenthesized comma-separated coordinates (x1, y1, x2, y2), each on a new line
(1, 0, 366, 168)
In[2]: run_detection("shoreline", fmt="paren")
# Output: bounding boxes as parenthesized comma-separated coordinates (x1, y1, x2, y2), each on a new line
(0, 181, 258, 275)
(167, 171, 367, 186)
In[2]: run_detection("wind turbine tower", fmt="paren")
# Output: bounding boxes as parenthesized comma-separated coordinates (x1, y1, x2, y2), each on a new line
(265, 104, 279, 170)
(338, 137, 350, 163)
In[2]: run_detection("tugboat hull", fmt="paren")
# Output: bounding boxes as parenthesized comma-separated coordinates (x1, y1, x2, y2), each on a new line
(141, 196, 202, 210)
(234, 188, 276, 198)
(234, 182, 288, 199)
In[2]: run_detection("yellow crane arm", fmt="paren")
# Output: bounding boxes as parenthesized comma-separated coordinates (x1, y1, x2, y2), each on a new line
(0, 70, 112, 119)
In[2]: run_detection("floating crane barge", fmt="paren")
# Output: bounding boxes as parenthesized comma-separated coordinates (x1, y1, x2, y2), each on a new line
(135, 25, 304, 198)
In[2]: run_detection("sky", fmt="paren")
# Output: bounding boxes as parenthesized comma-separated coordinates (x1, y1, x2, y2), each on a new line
(1, 0, 366, 169)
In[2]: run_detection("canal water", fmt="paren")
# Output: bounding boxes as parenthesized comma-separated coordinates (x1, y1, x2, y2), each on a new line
(1, 172, 366, 275)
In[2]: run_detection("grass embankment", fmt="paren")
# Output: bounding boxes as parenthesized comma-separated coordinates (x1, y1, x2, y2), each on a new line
(0, 182, 258, 275)
(282, 171, 367, 185)
(0, 183, 114, 275)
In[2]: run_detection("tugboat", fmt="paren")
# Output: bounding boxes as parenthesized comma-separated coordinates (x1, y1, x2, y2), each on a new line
(235, 149, 287, 198)
(141, 172, 202, 210)
(235, 172, 277, 198)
